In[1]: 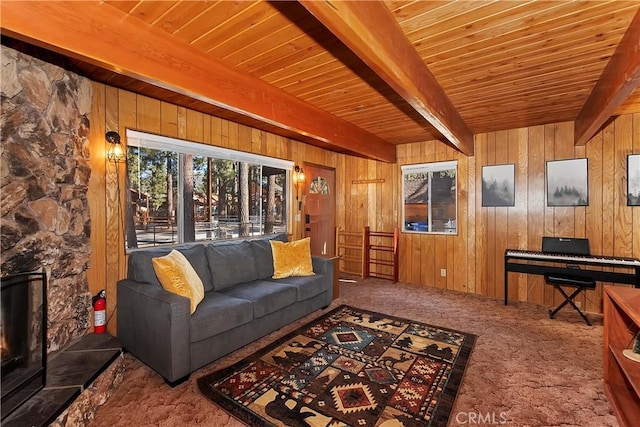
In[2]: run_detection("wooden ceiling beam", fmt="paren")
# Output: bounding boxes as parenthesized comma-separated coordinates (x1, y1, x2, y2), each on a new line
(299, 0, 474, 156)
(574, 8, 640, 146)
(0, 1, 396, 163)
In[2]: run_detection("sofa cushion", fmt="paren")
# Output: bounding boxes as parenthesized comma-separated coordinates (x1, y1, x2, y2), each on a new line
(268, 274, 328, 302)
(177, 245, 214, 292)
(251, 233, 288, 279)
(127, 244, 213, 291)
(128, 248, 168, 287)
(189, 292, 254, 342)
(219, 280, 297, 318)
(270, 237, 315, 279)
(151, 250, 205, 314)
(206, 241, 259, 290)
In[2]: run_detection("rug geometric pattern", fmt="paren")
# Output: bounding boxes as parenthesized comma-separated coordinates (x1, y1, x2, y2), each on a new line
(198, 305, 476, 427)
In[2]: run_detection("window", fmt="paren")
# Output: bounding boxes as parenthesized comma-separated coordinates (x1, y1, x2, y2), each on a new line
(309, 176, 329, 194)
(401, 160, 457, 234)
(125, 130, 293, 249)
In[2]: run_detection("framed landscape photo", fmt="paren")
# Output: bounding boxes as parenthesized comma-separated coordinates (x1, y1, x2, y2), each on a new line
(482, 164, 515, 207)
(628, 154, 640, 206)
(546, 158, 588, 206)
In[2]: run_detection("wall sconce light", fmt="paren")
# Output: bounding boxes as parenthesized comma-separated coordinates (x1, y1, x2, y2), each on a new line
(293, 165, 305, 198)
(106, 131, 125, 163)
(293, 165, 305, 211)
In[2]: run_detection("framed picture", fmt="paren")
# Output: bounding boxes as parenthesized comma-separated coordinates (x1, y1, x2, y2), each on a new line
(628, 154, 640, 206)
(546, 158, 588, 206)
(482, 164, 515, 207)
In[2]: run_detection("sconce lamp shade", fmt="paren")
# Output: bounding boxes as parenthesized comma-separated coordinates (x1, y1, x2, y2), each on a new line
(106, 131, 125, 163)
(293, 165, 305, 206)
(294, 165, 305, 185)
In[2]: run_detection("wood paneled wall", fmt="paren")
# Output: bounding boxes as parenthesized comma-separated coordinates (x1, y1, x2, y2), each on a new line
(88, 82, 638, 336)
(338, 115, 639, 314)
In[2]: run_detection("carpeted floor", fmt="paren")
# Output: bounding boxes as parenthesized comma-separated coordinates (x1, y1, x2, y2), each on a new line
(89, 278, 617, 427)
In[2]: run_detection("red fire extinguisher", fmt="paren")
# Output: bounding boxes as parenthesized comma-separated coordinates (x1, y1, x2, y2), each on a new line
(92, 290, 106, 334)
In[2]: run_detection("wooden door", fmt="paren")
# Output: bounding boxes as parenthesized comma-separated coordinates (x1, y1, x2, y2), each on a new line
(303, 164, 335, 256)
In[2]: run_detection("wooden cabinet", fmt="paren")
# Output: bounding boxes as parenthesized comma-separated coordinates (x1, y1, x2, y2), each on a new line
(603, 286, 640, 427)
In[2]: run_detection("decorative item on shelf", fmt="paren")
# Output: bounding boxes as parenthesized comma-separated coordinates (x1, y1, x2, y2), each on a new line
(293, 165, 305, 210)
(105, 131, 125, 163)
(623, 331, 640, 363)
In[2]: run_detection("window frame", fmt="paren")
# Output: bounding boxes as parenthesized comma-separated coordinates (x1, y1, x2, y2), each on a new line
(125, 129, 293, 251)
(401, 160, 458, 235)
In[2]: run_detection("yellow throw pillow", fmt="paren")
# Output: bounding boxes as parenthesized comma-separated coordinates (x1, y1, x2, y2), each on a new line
(152, 250, 205, 314)
(270, 237, 315, 279)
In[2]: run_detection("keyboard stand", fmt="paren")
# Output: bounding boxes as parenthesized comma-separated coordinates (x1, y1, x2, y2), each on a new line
(545, 273, 596, 326)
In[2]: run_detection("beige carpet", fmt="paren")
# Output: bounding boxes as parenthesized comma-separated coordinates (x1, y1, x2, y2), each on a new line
(89, 278, 617, 427)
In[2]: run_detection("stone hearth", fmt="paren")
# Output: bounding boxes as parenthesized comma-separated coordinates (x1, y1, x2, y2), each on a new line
(3, 333, 124, 427)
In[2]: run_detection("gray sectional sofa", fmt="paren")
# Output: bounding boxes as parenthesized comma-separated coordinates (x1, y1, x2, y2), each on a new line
(116, 234, 333, 385)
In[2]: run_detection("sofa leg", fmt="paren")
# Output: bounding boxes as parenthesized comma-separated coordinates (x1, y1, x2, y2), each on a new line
(165, 374, 190, 387)
(322, 305, 329, 310)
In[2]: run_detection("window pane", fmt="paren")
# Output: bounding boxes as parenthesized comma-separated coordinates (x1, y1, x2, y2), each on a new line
(402, 162, 457, 234)
(126, 146, 179, 248)
(262, 167, 287, 235)
(191, 155, 219, 242)
(182, 157, 288, 242)
(191, 157, 240, 241)
(430, 169, 456, 233)
(404, 172, 429, 232)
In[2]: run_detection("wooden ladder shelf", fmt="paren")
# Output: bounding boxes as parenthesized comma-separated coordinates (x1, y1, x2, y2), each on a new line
(335, 227, 364, 277)
(363, 226, 399, 283)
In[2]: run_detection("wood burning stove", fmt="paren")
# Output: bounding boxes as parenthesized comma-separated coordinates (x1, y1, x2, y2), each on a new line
(1, 271, 47, 420)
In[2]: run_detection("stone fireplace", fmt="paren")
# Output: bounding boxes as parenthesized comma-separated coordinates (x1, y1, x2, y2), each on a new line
(1, 44, 93, 353)
(1, 44, 103, 422)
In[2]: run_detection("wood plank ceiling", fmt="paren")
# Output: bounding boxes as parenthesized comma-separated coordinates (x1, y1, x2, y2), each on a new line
(2, 1, 639, 162)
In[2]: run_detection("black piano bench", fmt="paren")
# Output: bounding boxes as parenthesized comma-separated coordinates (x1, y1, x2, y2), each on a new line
(545, 273, 596, 326)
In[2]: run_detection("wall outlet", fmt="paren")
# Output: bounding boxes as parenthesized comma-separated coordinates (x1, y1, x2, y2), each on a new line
(440, 269, 447, 277)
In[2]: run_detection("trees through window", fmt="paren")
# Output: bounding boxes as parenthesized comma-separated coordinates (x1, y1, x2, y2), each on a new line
(125, 130, 292, 249)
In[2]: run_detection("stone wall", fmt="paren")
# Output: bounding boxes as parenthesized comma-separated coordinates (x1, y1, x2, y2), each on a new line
(1, 45, 93, 352)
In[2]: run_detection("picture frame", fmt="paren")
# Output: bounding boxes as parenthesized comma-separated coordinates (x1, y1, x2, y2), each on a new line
(482, 164, 515, 207)
(628, 154, 640, 206)
(546, 158, 588, 206)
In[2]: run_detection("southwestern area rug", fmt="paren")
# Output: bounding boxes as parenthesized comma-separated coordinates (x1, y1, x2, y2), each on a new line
(198, 305, 476, 427)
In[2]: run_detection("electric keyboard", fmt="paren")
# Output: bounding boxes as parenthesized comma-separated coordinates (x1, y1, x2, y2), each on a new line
(504, 249, 640, 305)
(505, 249, 640, 268)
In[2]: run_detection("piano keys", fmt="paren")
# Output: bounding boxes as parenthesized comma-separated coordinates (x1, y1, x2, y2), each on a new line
(506, 249, 640, 268)
(504, 249, 640, 305)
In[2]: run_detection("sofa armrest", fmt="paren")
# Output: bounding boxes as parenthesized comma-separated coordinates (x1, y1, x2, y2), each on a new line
(312, 256, 335, 300)
(312, 256, 334, 276)
(117, 279, 191, 382)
